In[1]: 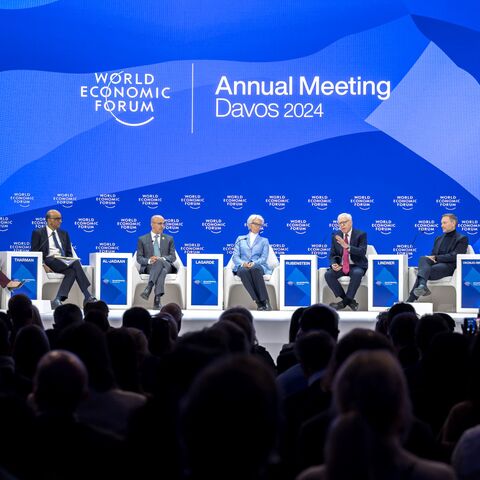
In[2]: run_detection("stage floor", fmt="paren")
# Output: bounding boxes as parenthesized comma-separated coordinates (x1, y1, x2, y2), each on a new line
(28, 308, 470, 361)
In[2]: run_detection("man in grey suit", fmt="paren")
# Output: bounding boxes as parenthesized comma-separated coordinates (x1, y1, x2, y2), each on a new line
(137, 215, 177, 310)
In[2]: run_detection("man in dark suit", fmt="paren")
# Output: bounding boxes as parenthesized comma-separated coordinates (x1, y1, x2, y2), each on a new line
(137, 215, 176, 310)
(324, 213, 368, 311)
(407, 213, 468, 302)
(31, 209, 96, 309)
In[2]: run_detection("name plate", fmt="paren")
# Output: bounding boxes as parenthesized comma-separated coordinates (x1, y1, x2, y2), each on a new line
(280, 255, 317, 310)
(11, 255, 40, 300)
(187, 254, 223, 309)
(457, 255, 480, 312)
(368, 255, 407, 311)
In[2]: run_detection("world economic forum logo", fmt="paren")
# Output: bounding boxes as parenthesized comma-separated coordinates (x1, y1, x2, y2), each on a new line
(372, 219, 396, 235)
(181, 243, 205, 255)
(80, 70, 172, 127)
(287, 219, 310, 235)
(0, 216, 12, 232)
(266, 195, 289, 211)
(223, 194, 247, 210)
(308, 243, 329, 259)
(307, 195, 332, 211)
(202, 219, 226, 234)
(181, 194, 205, 210)
(10, 193, 34, 208)
(415, 220, 438, 235)
(96, 193, 120, 209)
(459, 220, 479, 236)
(436, 195, 460, 211)
(53, 193, 77, 209)
(117, 218, 141, 234)
(138, 194, 162, 210)
(393, 195, 417, 211)
(95, 242, 120, 253)
(9, 241, 30, 251)
(393, 244, 417, 259)
(31, 217, 46, 229)
(350, 195, 374, 211)
(165, 218, 184, 234)
(75, 217, 99, 234)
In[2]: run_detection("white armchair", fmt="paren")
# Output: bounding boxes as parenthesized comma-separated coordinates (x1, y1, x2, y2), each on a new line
(131, 251, 186, 309)
(224, 246, 280, 310)
(41, 248, 94, 308)
(318, 245, 377, 311)
(408, 245, 475, 312)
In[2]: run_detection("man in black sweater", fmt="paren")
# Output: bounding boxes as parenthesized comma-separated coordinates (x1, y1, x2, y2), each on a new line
(407, 213, 468, 302)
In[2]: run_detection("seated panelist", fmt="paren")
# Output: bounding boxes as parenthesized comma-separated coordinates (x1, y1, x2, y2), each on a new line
(232, 214, 272, 311)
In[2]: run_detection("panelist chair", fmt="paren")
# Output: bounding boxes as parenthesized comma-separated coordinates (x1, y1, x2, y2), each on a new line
(408, 245, 475, 312)
(318, 245, 377, 311)
(41, 247, 94, 309)
(131, 251, 186, 309)
(224, 246, 280, 310)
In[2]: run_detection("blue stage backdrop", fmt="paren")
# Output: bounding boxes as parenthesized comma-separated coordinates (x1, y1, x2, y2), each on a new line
(1, 1, 479, 267)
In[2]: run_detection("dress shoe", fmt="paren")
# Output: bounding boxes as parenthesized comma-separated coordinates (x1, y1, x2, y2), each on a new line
(413, 285, 431, 298)
(51, 298, 63, 310)
(7, 280, 25, 291)
(153, 294, 162, 310)
(83, 296, 98, 307)
(256, 301, 266, 311)
(348, 299, 359, 311)
(329, 300, 346, 311)
(140, 284, 153, 301)
(406, 293, 417, 303)
(263, 299, 272, 311)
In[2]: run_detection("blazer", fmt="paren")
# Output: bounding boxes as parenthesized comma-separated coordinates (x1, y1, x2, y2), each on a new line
(31, 227, 73, 261)
(431, 230, 468, 264)
(232, 234, 272, 275)
(329, 228, 368, 270)
(136, 232, 177, 274)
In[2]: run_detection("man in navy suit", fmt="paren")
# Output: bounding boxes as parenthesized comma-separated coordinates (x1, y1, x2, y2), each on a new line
(324, 213, 368, 311)
(232, 214, 272, 311)
(407, 213, 468, 302)
(31, 209, 96, 309)
(136, 215, 176, 310)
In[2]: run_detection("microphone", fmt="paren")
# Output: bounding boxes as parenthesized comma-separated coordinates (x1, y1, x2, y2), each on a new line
(35, 231, 54, 253)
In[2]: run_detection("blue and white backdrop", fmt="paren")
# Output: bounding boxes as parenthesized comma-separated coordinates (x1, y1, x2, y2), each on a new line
(1, 0, 479, 267)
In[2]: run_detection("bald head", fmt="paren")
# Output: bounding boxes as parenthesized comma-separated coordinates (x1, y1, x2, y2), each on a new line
(151, 215, 165, 234)
(46, 209, 62, 230)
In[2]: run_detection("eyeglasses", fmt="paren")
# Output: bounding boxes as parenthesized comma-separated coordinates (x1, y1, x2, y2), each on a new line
(152, 222, 165, 225)
(338, 220, 350, 226)
(49, 217, 62, 221)
(250, 222, 263, 226)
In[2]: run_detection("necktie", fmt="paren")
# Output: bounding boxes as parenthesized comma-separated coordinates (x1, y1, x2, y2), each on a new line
(153, 234, 161, 257)
(53, 232, 65, 256)
(342, 234, 350, 275)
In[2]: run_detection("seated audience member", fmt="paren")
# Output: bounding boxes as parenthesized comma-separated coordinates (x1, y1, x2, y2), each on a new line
(161, 302, 183, 333)
(57, 323, 146, 438)
(324, 213, 367, 311)
(31, 350, 124, 480)
(276, 307, 306, 375)
(181, 355, 280, 480)
(122, 307, 152, 339)
(407, 213, 468, 302)
(452, 424, 480, 480)
(219, 306, 276, 371)
(297, 350, 455, 480)
(277, 304, 339, 399)
(46, 303, 83, 349)
(231, 214, 273, 311)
